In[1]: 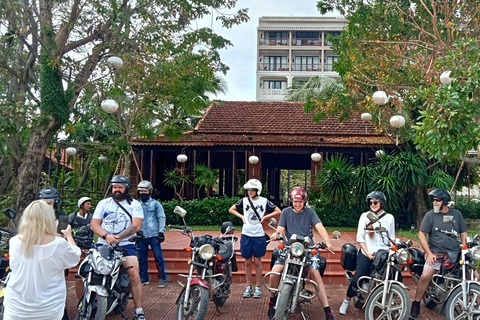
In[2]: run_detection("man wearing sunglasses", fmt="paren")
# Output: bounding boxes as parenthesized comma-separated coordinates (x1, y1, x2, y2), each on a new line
(339, 191, 395, 315)
(410, 188, 468, 319)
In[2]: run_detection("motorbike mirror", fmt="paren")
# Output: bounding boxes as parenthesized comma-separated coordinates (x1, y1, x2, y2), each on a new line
(269, 218, 277, 227)
(366, 211, 378, 223)
(225, 226, 235, 234)
(332, 230, 341, 239)
(406, 239, 413, 247)
(4, 208, 16, 220)
(173, 206, 187, 218)
(474, 234, 480, 241)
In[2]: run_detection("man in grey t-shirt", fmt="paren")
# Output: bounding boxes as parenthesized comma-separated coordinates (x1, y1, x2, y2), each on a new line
(410, 188, 468, 319)
(266, 187, 334, 320)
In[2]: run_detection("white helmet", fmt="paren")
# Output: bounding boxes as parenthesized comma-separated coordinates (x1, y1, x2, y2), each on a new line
(77, 197, 92, 208)
(137, 180, 153, 193)
(243, 179, 262, 195)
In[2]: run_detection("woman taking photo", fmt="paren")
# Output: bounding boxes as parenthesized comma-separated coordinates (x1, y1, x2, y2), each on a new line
(339, 191, 395, 315)
(4, 200, 81, 320)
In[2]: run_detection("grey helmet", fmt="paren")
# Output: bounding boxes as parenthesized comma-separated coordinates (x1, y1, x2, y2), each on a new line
(137, 180, 153, 193)
(110, 175, 131, 188)
(37, 186, 60, 208)
(366, 191, 386, 207)
(428, 188, 451, 205)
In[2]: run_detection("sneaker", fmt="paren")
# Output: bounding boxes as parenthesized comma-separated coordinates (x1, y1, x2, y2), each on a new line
(410, 301, 420, 319)
(253, 286, 261, 298)
(158, 279, 166, 288)
(339, 300, 349, 315)
(325, 311, 334, 320)
(243, 285, 253, 298)
(141, 281, 150, 286)
(133, 314, 146, 320)
(267, 300, 276, 319)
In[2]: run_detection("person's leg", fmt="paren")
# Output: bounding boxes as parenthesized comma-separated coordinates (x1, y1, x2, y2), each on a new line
(411, 266, 437, 319)
(148, 237, 167, 285)
(123, 255, 143, 311)
(240, 234, 254, 297)
(252, 235, 267, 296)
(136, 239, 150, 284)
(309, 269, 333, 319)
(267, 264, 284, 319)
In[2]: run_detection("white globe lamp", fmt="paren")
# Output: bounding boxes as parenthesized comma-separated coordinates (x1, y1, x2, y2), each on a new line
(311, 153, 322, 162)
(249, 156, 259, 165)
(101, 99, 119, 113)
(107, 56, 124, 70)
(98, 155, 108, 164)
(177, 154, 188, 163)
(375, 150, 385, 158)
(66, 147, 77, 156)
(440, 71, 452, 85)
(372, 91, 389, 105)
(390, 115, 406, 128)
(361, 113, 372, 121)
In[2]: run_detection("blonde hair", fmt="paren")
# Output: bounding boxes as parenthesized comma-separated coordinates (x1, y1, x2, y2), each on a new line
(18, 200, 57, 257)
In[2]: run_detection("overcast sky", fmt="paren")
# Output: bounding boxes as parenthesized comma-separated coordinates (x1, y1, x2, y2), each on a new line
(198, 0, 336, 101)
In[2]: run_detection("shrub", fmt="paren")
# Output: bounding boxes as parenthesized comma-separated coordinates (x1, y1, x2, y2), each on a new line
(456, 197, 480, 219)
(313, 202, 362, 228)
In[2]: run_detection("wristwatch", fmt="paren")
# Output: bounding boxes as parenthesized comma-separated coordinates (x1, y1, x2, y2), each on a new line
(102, 233, 108, 240)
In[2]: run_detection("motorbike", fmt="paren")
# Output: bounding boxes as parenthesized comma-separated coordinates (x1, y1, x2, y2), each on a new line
(0, 208, 17, 320)
(263, 222, 340, 320)
(407, 219, 480, 319)
(73, 228, 144, 320)
(340, 211, 412, 320)
(169, 206, 238, 320)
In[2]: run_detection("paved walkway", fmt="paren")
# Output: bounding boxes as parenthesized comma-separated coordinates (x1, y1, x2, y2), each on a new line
(65, 281, 441, 320)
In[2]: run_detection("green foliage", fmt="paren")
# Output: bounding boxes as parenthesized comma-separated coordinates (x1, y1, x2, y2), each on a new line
(455, 197, 480, 220)
(313, 202, 362, 228)
(428, 168, 455, 190)
(162, 196, 242, 226)
(193, 164, 218, 197)
(317, 154, 353, 204)
(352, 165, 373, 211)
(163, 168, 191, 201)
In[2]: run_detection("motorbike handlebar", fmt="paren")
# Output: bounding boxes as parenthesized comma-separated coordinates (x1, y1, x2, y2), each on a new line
(0, 226, 16, 236)
(169, 224, 185, 230)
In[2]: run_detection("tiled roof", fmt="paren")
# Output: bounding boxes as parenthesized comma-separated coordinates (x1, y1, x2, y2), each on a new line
(134, 101, 393, 147)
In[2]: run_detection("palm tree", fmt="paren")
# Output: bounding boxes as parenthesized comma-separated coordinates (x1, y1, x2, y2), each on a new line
(193, 164, 218, 197)
(284, 76, 344, 102)
(317, 154, 353, 205)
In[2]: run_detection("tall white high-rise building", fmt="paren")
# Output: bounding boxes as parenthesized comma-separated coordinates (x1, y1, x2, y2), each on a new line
(256, 16, 347, 101)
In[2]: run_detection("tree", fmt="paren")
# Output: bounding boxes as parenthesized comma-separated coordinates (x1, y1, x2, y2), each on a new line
(193, 164, 218, 197)
(0, 0, 248, 219)
(314, 0, 480, 221)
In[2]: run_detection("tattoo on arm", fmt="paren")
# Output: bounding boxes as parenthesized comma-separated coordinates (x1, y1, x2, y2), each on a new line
(117, 225, 138, 239)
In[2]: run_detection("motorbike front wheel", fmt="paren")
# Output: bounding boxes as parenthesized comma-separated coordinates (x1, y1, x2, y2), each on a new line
(275, 282, 294, 320)
(74, 292, 108, 320)
(445, 283, 480, 320)
(176, 284, 209, 320)
(364, 284, 411, 320)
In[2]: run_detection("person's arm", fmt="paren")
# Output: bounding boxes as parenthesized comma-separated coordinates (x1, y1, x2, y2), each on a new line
(262, 206, 281, 222)
(61, 225, 77, 248)
(115, 217, 143, 240)
(388, 215, 396, 241)
(270, 225, 286, 240)
(314, 222, 333, 250)
(229, 203, 245, 224)
(157, 203, 166, 234)
(356, 214, 374, 259)
(460, 231, 468, 245)
(91, 218, 117, 244)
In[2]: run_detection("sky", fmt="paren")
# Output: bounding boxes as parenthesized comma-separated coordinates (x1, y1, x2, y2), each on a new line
(198, 0, 337, 101)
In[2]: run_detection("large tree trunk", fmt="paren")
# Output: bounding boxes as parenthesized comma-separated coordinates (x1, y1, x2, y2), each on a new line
(14, 127, 54, 223)
(413, 184, 427, 229)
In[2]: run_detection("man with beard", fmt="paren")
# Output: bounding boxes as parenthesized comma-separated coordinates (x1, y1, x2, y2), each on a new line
(91, 175, 146, 320)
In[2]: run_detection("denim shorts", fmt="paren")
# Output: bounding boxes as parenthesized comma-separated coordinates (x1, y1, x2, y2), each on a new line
(273, 247, 323, 270)
(96, 243, 137, 256)
(240, 234, 267, 258)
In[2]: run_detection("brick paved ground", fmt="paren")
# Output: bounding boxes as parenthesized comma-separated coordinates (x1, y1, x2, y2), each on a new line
(65, 281, 441, 320)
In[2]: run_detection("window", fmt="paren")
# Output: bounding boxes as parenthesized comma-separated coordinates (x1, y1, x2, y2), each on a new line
(263, 81, 284, 89)
(295, 56, 319, 71)
(263, 56, 288, 71)
(325, 56, 338, 71)
(295, 31, 319, 38)
(325, 31, 341, 46)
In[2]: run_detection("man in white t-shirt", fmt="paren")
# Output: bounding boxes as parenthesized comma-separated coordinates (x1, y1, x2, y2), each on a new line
(229, 179, 281, 299)
(91, 175, 146, 320)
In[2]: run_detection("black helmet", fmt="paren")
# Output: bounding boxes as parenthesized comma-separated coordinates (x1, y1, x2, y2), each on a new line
(37, 186, 60, 208)
(366, 191, 386, 207)
(110, 175, 131, 188)
(428, 188, 451, 205)
(221, 221, 234, 234)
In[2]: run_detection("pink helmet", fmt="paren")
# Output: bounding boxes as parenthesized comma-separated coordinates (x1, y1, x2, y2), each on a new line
(289, 187, 308, 203)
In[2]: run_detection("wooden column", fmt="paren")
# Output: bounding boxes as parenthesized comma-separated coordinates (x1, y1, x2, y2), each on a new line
(232, 151, 236, 196)
(247, 151, 262, 180)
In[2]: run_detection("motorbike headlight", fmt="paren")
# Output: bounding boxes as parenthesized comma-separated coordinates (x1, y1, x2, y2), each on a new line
(471, 245, 480, 261)
(93, 256, 115, 275)
(396, 248, 410, 264)
(198, 244, 215, 260)
(291, 242, 305, 257)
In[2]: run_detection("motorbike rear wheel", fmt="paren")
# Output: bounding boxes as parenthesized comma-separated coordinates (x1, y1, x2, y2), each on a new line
(364, 284, 411, 320)
(74, 292, 108, 320)
(213, 264, 232, 307)
(275, 282, 293, 320)
(444, 283, 480, 320)
(176, 284, 209, 320)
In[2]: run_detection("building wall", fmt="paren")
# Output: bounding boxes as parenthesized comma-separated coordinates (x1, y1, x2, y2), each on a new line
(256, 16, 346, 101)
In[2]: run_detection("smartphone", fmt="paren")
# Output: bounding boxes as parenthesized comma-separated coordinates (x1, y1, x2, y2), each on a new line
(57, 215, 69, 234)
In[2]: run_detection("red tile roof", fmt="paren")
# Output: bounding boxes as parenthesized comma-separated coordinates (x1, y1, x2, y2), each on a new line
(134, 101, 393, 147)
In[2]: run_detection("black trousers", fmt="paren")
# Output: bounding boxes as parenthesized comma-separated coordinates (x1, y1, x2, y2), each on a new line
(346, 250, 372, 298)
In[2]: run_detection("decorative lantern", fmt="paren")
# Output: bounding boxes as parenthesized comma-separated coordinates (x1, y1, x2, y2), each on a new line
(311, 153, 322, 162)
(98, 155, 108, 163)
(101, 99, 119, 113)
(107, 56, 124, 70)
(66, 147, 77, 156)
(375, 150, 385, 158)
(390, 115, 405, 128)
(177, 154, 188, 163)
(372, 91, 389, 105)
(249, 155, 259, 165)
(440, 71, 452, 85)
(361, 113, 372, 121)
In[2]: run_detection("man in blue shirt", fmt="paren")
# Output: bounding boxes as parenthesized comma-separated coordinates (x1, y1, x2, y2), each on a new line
(136, 180, 167, 287)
